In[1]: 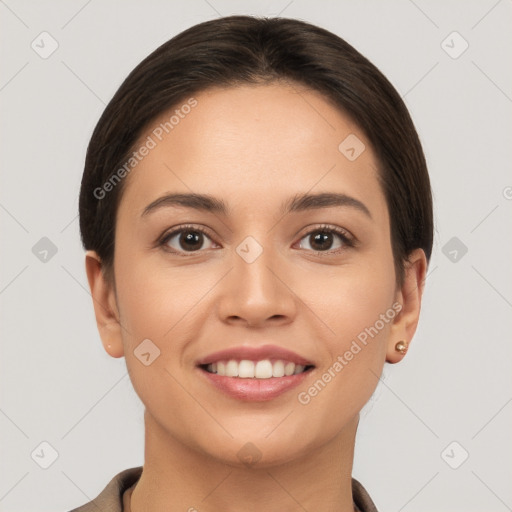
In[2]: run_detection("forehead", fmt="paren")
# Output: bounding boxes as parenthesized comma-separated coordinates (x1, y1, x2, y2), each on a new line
(118, 83, 387, 221)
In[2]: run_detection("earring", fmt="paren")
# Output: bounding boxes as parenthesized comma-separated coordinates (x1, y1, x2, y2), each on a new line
(395, 340, 408, 354)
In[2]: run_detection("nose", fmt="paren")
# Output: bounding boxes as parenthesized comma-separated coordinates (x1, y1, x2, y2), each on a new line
(216, 239, 297, 328)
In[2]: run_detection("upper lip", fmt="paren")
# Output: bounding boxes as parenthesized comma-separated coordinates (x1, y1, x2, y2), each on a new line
(196, 344, 315, 367)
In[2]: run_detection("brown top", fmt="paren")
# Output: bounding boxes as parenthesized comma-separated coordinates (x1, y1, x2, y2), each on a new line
(68, 466, 378, 512)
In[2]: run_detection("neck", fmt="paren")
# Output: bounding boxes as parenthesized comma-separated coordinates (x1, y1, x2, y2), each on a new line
(130, 412, 359, 512)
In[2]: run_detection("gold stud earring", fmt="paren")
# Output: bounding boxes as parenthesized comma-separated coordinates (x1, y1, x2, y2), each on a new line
(395, 340, 408, 354)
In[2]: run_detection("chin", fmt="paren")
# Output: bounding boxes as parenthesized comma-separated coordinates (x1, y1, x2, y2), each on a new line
(193, 428, 316, 470)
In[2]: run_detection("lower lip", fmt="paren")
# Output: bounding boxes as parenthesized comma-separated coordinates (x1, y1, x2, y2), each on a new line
(198, 367, 313, 402)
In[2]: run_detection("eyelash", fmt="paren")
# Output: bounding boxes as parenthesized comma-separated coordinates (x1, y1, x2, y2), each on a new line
(158, 223, 356, 257)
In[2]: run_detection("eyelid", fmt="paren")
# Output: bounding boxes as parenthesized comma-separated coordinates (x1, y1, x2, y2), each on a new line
(296, 223, 354, 242)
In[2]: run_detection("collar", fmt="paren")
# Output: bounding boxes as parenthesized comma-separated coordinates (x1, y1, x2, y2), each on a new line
(68, 466, 379, 512)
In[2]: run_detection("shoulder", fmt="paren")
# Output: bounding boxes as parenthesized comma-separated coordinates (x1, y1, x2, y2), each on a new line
(67, 466, 143, 512)
(352, 477, 379, 512)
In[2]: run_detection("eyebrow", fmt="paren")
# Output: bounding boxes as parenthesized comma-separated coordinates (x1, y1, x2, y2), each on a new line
(141, 192, 372, 219)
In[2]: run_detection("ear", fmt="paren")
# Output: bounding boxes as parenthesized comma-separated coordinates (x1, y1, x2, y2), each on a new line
(386, 248, 428, 363)
(85, 250, 124, 358)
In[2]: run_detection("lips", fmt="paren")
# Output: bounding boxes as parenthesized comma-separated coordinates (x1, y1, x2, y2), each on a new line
(196, 344, 315, 401)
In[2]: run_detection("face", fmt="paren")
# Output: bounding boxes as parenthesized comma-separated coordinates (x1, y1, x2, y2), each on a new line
(89, 82, 422, 467)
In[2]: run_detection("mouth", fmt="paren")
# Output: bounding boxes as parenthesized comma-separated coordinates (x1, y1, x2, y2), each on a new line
(196, 345, 315, 401)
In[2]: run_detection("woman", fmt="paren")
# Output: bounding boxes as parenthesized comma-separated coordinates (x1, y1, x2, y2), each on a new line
(71, 14, 433, 512)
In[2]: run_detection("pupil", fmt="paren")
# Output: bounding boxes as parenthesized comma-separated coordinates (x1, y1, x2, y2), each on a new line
(180, 231, 202, 251)
(311, 231, 332, 251)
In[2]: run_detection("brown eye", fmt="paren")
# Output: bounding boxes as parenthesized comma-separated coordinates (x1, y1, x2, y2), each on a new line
(308, 231, 336, 251)
(297, 226, 354, 253)
(161, 226, 216, 254)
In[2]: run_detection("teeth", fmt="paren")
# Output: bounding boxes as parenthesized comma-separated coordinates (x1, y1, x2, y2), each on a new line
(293, 364, 305, 375)
(225, 360, 239, 377)
(284, 362, 295, 376)
(255, 360, 273, 379)
(238, 360, 254, 378)
(206, 359, 309, 379)
(272, 360, 285, 377)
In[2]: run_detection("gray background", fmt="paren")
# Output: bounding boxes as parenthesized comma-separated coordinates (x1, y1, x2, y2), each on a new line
(1, 0, 511, 510)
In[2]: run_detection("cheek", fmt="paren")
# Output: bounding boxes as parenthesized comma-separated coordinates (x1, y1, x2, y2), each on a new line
(299, 254, 395, 392)
(294, 274, 395, 430)
(305, 255, 396, 344)
(113, 254, 205, 429)
(113, 246, 223, 382)
(113, 228, 199, 332)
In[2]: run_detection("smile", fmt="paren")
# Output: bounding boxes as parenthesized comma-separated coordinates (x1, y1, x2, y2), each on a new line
(196, 344, 316, 401)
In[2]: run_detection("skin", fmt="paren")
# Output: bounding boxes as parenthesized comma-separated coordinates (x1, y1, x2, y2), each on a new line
(85, 82, 427, 512)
